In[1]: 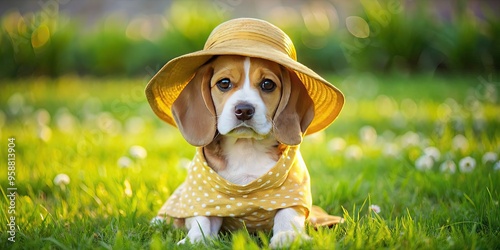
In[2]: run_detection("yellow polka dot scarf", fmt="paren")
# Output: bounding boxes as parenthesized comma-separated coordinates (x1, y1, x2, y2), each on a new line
(157, 146, 343, 231)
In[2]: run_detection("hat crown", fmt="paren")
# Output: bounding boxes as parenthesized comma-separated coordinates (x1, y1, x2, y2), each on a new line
(203, 18, 297, 61)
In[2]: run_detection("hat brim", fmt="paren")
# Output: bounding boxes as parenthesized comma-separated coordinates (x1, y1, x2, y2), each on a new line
(145, 47, 344, 135)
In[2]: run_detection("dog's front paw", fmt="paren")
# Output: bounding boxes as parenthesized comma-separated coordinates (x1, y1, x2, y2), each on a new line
(177, 234, 206, 245)
(269, 231, 311, 249)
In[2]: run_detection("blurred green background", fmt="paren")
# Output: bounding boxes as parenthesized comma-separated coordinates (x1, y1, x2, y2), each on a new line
(1, 0, 499, 79)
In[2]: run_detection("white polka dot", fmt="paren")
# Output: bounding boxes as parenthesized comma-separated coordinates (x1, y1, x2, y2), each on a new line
(202, 180, 207, 184)
(267, 208, 273, 211)
(275, 194, 281, 197)
(194, 212, 198, 216)
(197, 174, 202, 178)
(246, 208, 252, 211)
(294, 198, 299, 201)
(270, 201, 276, 204)
(281, 187, 286, 190)
(268, 171, 273, 175)
(209, 199, 214, 203)
(285, 196, 290, 199)
(264, 194, 270, 197)
(196, 197, 201, 201)
(252, 212, 258, 215)
(260, 200, 266, 203)
(203, 162, 208, 167)
(248, 202, 254, 205)
(242, 195, 248, 198)
(198, 186, 203, 191)
(240, 212, 245, 216)
(229, 214, 235, 217)
(192, 181, 197, 185)
(217, 195, 222, 199)
(204, 193, 209, 197)
(206, 211, 211, 216)
(189, 205, 194, 210)
(276, 173, 280, 177)
(209, 169, 214, 174)
(226, 205, 232, 209)
(281, 203, 287, 206)
(202, 204, 206, 208)
(282, 164, 286, 167)
(230, 197, 235, 201)
(256, 223, 262, 227)
(215, 185, 220, 189)
(193, 166, 198, 170)
(299, 191, 304, 195)
(208, 176, 212, 180)
(293, 202, 297, 205)
(216, 206, 220, 210)
(237, 202, 242, 206)
(287, 156, 291, 160)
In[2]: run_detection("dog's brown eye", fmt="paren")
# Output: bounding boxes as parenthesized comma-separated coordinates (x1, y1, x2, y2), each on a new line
(260, 79, 276, 92)
(216, 78, 232, 92)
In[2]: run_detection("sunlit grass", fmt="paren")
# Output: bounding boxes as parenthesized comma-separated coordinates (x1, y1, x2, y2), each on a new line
(1, 75, 499, 249)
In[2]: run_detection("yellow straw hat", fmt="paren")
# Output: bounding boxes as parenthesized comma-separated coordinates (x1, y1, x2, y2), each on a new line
(145, 18, 344, 135)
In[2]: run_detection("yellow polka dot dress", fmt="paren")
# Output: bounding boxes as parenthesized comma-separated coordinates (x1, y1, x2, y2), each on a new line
(157, 146, 343, 231)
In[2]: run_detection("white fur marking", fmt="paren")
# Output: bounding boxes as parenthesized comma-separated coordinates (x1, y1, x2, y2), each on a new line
(217, 57, 271, 136)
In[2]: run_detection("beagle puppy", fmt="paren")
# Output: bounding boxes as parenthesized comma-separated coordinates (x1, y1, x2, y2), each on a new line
(154, 55, 318, 248)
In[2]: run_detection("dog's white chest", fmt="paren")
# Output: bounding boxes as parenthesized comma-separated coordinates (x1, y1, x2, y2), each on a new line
(217, 138, 278, 185)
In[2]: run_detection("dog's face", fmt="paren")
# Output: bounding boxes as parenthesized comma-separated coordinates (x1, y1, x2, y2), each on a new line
(171, 55, 314, 146)
(210, 56, 282, 139)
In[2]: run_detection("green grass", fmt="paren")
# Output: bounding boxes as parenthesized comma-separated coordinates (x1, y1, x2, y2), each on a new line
(1, 74, 499, 249)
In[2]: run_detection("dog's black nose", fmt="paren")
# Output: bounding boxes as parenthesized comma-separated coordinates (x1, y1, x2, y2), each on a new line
(234, 103, 255, 121)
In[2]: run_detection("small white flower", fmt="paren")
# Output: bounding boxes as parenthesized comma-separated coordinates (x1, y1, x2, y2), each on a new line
(117, 156, 133, 168)
(440, 160, 457, 174)
(401, 131, 420, 148)
(327, 137, 346, 152)
(37, 125, 52, 142)
(383, 143, 400, 157)
(53, 173, 70, 186)
(304, 131, 325, 144)
(359, 126, 377, 145)
(452, 134, 469, 152)
(415, 155, 434, 171)
(369, 204, 381, 213)
(482, 152, 498, 164)
(493, 161, 500, 171)
(35, 109, 51, 126)
(424, 147, 441, 161)
(129, 145, 147, 159)
(344, 145, 363, 160)
(459, 156, 476, 173)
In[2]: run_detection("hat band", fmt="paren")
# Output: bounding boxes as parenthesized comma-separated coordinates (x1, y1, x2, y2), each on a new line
(204, 31, 297, 61)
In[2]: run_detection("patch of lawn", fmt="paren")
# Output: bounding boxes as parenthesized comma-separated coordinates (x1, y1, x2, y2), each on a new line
(1, 75, 499, 249)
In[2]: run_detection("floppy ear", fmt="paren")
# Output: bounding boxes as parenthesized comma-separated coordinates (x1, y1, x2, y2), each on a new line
(171, 64, 217, 146)
(273, 68, 315, 145)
